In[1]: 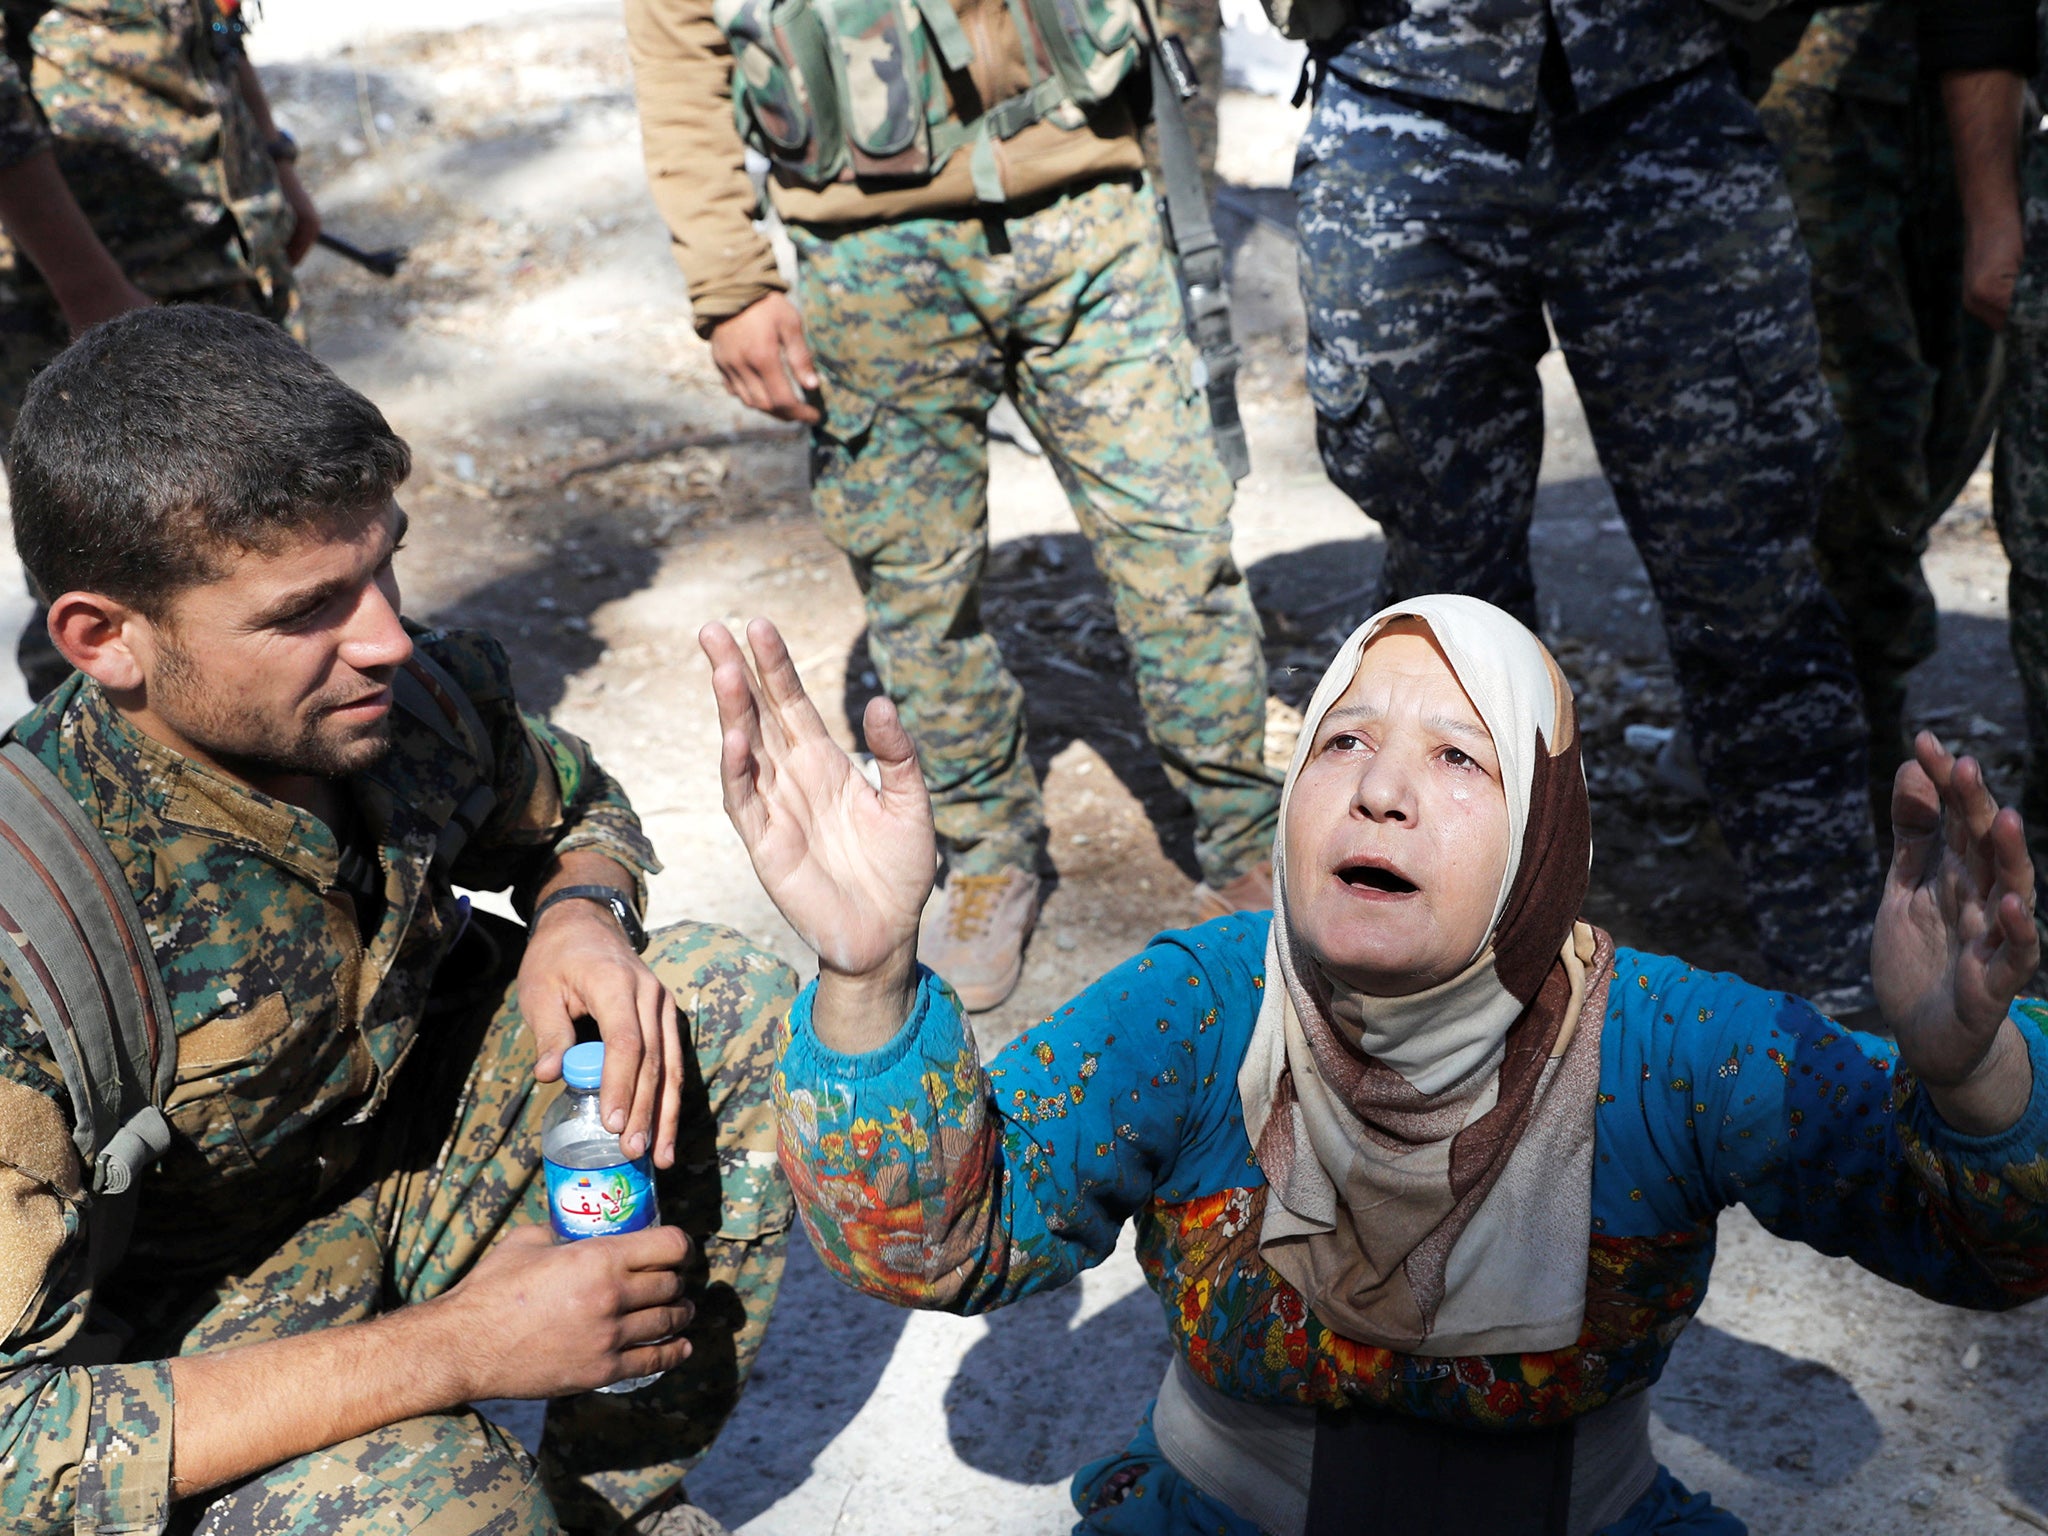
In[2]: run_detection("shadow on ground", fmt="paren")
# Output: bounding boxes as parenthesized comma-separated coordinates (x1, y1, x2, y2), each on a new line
(1654, 1321, 1882, 1488)
(944, 1280, 1175, 1486)
(2009, 1417, 2048, 1515)
(685, 1237, 912, 1527)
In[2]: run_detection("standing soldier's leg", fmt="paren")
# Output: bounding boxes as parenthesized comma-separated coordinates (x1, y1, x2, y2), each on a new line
(1295, 74, 1552, 626)
(1007, 176, 1280, 889)
(1758, 79, 1942, 817)
(0, 287, 74, 701)
(1993, 134, 2048, 910)
(794, 219, 1039, 877)
(1547, 64, 1877, 997)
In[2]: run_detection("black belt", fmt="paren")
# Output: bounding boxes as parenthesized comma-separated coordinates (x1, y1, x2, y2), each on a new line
(1306, 1402, 1575, 1536)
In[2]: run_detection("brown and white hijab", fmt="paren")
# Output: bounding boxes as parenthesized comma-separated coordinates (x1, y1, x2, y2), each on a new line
(1238, 594, 1613, 1357)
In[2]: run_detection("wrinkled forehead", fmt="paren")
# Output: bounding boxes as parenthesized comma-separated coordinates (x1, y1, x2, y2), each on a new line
(1331, 621, 1495, 735)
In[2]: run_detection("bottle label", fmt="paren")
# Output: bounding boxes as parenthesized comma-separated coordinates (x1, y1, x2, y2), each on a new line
(544, 1157, 657, 1240)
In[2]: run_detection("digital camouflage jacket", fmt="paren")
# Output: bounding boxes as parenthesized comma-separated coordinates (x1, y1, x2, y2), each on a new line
(1323, 0, 2032, 118)
(0, 0, 293, 299)
(0, 628, 659, 1534)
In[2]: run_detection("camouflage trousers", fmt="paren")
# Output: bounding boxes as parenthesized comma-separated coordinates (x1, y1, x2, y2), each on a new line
(144, 920, 793, 1536)
(794, 174, 1281, 885)
(1758, 78, 1974, 798)
(1996, 127, 2048, 901)
(1296, 60, 1878, 992)
(3, 267, 302, 701)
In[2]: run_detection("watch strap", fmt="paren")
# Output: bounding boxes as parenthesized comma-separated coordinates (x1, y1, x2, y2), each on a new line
(531, 884, 647, 952)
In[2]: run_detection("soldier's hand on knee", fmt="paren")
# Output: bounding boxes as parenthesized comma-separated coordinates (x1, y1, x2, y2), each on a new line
(710, 293, 822, 424)
(434, 1224, 696, 1399)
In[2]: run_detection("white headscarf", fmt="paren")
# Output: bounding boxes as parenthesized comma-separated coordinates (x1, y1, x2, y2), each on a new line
(1237, 595, 1611, 1356)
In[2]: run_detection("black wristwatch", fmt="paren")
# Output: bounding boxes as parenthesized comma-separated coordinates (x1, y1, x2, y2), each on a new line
(265, 129, 300, 164)
(531, 885, 648, 953)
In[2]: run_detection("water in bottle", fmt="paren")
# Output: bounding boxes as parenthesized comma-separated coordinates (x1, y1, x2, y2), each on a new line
(541, 1040, 663, 1394)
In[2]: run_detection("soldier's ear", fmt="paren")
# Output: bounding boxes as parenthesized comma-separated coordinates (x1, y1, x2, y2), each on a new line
(45, 591, 148, 693)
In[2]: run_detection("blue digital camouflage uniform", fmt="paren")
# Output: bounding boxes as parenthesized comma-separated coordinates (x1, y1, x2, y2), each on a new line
(800, 175, 1280, 885)
(1294, 0, 1881, 995)
(0, 0, 302, 697)
(1753, 2, 1989, 809)
(0, 628, 795, 1534)
(1997, 2, 2048, 910)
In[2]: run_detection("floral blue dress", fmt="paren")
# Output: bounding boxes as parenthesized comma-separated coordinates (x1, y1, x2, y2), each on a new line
(773, 915, 2048, 1533)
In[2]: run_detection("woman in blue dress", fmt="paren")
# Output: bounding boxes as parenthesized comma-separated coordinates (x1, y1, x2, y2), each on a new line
(700, 595, 2048, 1535)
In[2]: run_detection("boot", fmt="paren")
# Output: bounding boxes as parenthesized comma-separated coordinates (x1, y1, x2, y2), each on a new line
(919, 867, 1041, 1011)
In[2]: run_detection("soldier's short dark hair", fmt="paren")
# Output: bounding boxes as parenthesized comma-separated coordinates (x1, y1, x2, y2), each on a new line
(8, 305, 412, 616)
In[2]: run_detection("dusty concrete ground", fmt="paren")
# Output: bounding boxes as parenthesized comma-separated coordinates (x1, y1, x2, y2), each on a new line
(2, 2, 2043, 1529)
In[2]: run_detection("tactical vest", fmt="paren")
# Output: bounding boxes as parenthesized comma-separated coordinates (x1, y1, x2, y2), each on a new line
(715, 0, 1145, 201)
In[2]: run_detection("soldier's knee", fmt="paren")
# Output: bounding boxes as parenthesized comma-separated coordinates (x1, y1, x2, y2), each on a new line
(192, 1413, 552, 1536)
(645, 922, 800, 1066)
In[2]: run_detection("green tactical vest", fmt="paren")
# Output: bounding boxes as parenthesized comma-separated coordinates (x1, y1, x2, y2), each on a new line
(715, 0, 1145, 202)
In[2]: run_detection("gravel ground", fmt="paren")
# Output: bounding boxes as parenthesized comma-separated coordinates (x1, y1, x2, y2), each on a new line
(2, 4, 2042, 1529)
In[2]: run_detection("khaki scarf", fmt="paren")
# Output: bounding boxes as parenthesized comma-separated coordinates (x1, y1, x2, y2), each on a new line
(1238, 595, 1613, 1356)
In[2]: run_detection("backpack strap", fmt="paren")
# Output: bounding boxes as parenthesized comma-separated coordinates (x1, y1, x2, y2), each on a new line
(0, 742, 174, 1282)
(391, 649, 500, 879)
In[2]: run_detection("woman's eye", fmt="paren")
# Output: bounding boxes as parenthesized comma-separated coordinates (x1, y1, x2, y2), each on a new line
(1442, 747, 1474, 769)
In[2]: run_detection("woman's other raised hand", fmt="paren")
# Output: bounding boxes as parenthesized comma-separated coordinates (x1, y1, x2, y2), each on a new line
(1874, 731, 2039, 1135)
(701, 619, 935, 1050)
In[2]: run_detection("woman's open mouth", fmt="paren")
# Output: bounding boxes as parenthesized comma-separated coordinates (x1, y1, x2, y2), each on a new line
(1337, 862, 1418, 895)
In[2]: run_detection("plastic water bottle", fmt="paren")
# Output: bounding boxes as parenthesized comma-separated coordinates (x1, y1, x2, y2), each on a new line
(541, 1041, 663, 1394)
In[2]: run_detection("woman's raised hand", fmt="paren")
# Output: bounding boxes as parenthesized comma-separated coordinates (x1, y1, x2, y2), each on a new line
(1873, 731, 2038, 1135)
(701, 620, 935, 1041)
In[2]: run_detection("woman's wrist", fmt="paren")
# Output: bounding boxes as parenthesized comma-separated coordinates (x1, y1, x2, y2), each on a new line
(1924, 1018, 2035, 1137)
(812, 944, 921, 1056)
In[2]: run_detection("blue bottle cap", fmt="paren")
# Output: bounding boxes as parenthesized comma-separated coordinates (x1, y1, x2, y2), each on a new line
(562, 1040, 606, 1091)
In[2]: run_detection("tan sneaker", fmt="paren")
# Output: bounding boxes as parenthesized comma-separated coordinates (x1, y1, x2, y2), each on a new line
(1192, 860, 1273, 922)
(920, 867, 1041, 1012)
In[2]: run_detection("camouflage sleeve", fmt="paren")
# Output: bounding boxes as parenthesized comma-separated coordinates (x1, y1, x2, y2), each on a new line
(0, 3, 53, 171)
(414, 628, 662, 908)
(0, 970, 176, 1535)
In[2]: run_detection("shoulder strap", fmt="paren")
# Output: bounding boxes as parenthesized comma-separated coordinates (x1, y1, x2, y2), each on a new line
(0, 743, 174, 1281)
(391, 647, 500, 878)
(1132, 0, 1250, 483)
(393, 648, 492, 765)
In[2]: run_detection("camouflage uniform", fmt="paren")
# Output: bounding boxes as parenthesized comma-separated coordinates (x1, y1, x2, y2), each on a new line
(798, 174, 1279, 884)
(0, 629, 794, 1534)
(1295, 6, 1880, 993)
(1754, 2, 1983, 802)
(0, 0, 301, 695)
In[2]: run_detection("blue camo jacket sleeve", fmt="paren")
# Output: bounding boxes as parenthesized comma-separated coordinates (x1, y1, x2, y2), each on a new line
(0, 969, 175, 1535)
(412, 629, 661, 908)
(774, 917, 1269, 1312)
(1599, 951, 2048, 1308)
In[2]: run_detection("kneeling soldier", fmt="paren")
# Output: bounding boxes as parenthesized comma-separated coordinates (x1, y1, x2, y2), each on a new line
(0, 306, 794, 1535)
